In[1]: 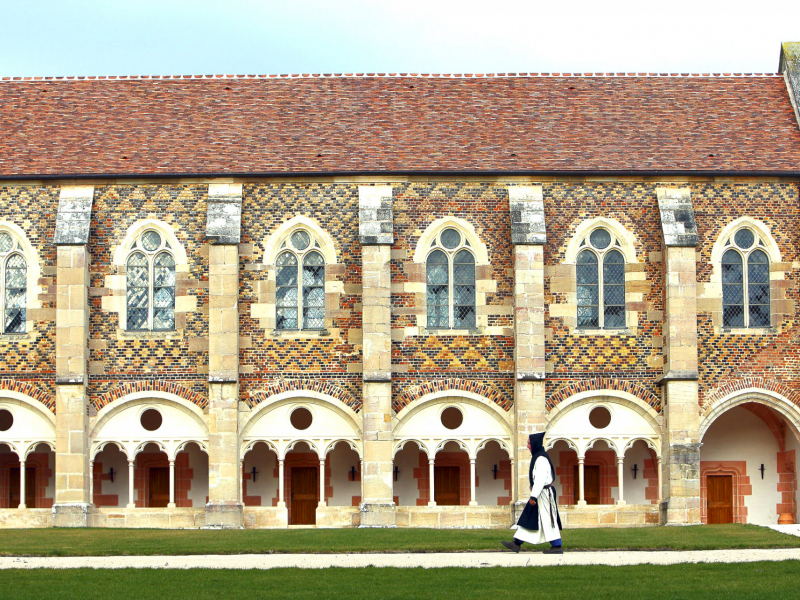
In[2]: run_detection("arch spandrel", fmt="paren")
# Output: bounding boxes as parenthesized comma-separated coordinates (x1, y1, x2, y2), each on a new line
(0, 394, 57, 451)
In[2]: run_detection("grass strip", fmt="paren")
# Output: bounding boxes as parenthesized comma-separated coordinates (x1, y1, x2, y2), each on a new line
(3, 562, 800, 600)
(0, 524, 796, 556)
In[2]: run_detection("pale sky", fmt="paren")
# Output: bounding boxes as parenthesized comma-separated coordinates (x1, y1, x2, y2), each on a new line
(1, 0, 799, 77)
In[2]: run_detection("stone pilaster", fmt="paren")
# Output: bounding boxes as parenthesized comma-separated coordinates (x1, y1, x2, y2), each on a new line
(53, 186, 94, 527)
(509, 186, 547, 516)
(358, 185, 395, 527)
(205, 183, 243, 528)
(657, 187, 702, 525)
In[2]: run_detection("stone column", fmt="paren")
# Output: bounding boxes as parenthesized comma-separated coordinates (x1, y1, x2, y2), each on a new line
(469, 458, 477, 506)
(577, 457, 586, 505)
(127, 460, 135, 507)
(617, 457, 625, 505)
(205, 183, 244, 528)
(168, 459, 176, 508)
(319, 459, 326, 507)
(509, 186, 547, 520)
(18, 459, 26, 509)
(657, 188, 702, 525)
(53, 186, 94, 527)
(428, 458, 436, 507)
(358, 186, 396, 527)
(278, 459, 285, 507)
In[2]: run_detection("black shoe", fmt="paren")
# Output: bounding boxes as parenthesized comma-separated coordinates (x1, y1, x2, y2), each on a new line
(501, 540, 521, 553)
(542, 546, 563, 554)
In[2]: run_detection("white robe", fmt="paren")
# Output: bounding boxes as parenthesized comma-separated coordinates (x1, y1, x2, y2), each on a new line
(511, 455, 561, 544)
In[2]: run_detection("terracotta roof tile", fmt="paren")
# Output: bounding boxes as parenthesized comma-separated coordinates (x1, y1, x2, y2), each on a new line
(0, 74, 799, 177)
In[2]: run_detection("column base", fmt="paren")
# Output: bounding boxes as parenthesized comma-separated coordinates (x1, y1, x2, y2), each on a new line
(616, 500, 627, 506)
(359, 501, 397, 527)
(577, 500, 587, 506)
(167, 503, 176, 508)
(18, 504, 26, 510)
(427, 501, 437, 507)
(277, 501, 286, 508)
(52, 503, 92, 528)
(204, 501, 244, 529)
(126, 503, 136, 509)
(468, 501, 478, 507)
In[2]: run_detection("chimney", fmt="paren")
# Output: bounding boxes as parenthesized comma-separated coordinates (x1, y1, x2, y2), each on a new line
(779, 42, 800, 129)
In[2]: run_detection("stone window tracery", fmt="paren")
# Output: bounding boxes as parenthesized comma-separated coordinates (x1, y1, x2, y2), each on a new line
(126, 230, 176, 331)
(721, 226, 770, 328)
(0, 231, 26, 334)
(576, 227, 625, 329)
(276, 228, 325, 331)
(426, 227, 476, 329)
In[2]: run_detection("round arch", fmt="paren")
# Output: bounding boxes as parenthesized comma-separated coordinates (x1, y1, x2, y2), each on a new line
(241, 390, 362, 438)
(544, 437, 580, 454)
(0, 392, 57, 457)
(392, 438, 430, 458)
(701, 388, 800, 444)
(91, 392, 208, 439)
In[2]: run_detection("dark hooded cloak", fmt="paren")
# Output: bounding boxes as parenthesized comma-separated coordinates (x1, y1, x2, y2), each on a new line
(516, 432, 562, 532)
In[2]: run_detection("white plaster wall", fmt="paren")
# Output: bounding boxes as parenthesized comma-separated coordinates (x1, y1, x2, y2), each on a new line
(394, 444, 423, 506)
(94, 445, 129, 507)
(621, 440, 652, 505)
(475, 442, 510, 506)
(327, 443, 360, 507)
(243, 443, 279, 507)
(701, 406, 781, 525)
(184, 443, 208, 508)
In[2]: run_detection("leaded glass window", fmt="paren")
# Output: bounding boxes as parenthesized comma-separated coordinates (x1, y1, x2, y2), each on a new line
(722, 227, 770, 328)
(0, 231, 28, 335)
(275, 229, 326, 331)
(426, 228, 476, 329)
(4, 253, 26, 334)
(125, 230, 176, 331)
(576, 228, 626, 329)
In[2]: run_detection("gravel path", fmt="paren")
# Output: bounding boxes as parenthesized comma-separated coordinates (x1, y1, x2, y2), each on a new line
(1, 549, 799, 570)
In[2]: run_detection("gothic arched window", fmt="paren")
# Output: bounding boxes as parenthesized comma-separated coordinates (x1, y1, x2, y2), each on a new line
(576, 227, 625, 329)
(426, 227, 476, 329)
(0, 231, 26, 334)
(722, 227, 770, 327)
(126, 230, 176, 331)
(276, 229, 325, 331)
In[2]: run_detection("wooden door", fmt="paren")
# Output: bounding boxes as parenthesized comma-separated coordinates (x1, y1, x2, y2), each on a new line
(291, 467, 318, 525)
(9, 467, 34, 508)
(707, 475, 733, 524)
(434, 466, 461, 506)
(148, 467, 170, 508)
(573, 465, 601, 505)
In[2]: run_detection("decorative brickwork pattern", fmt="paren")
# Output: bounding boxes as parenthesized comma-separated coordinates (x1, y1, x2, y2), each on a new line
(543, 183, 664, 410)
(392, 377, 512, 413)
(247, 379, 359, 412)
(0, 185, 57, 410)
(88, 185, 209, 409)
(0, 379, 54, 411)
(694, 183, 800, 407)
(239, 184, 362, 408)
(94, 380, 207, 410)
(546, 377, 661, 412)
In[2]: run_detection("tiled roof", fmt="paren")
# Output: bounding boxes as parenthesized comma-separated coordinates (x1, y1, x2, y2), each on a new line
(1, 74, 799, 177)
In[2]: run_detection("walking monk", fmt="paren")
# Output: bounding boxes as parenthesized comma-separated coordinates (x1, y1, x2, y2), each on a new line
(501, 432, 563, 554)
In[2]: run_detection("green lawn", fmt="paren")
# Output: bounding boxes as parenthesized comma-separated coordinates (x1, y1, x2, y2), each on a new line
(4, 563, 800, 600)
(0, 524, 796, 556)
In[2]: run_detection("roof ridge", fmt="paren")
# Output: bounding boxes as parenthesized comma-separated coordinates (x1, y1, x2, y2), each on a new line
(0, 72, 783, 81)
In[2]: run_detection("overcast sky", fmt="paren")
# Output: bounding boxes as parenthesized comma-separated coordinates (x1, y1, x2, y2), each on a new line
(2, 0, 799, 77)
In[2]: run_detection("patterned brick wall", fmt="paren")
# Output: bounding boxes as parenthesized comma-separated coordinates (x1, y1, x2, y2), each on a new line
(239, 183, 362, 409)
(694, 183, 800, 408)
(390, 182, 515, 412)
(0, 185, 57, 410)
(88, 185, 209, 409)
(543, 183, 664, 411)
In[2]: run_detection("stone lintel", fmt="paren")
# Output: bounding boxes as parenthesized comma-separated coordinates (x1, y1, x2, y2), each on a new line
(55, 375, 85, 385)
(206, 183, 243, 244)
(516, 371, 545, 381)
(54, 186, 94, 245)
(656, 188, 698, 247)
(508, 186, 546, 245)
(363, 372, 392, 383)
(358, 185, 393, 246)
(656, 370, 699, 385)
(780, 42, 800, 130)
